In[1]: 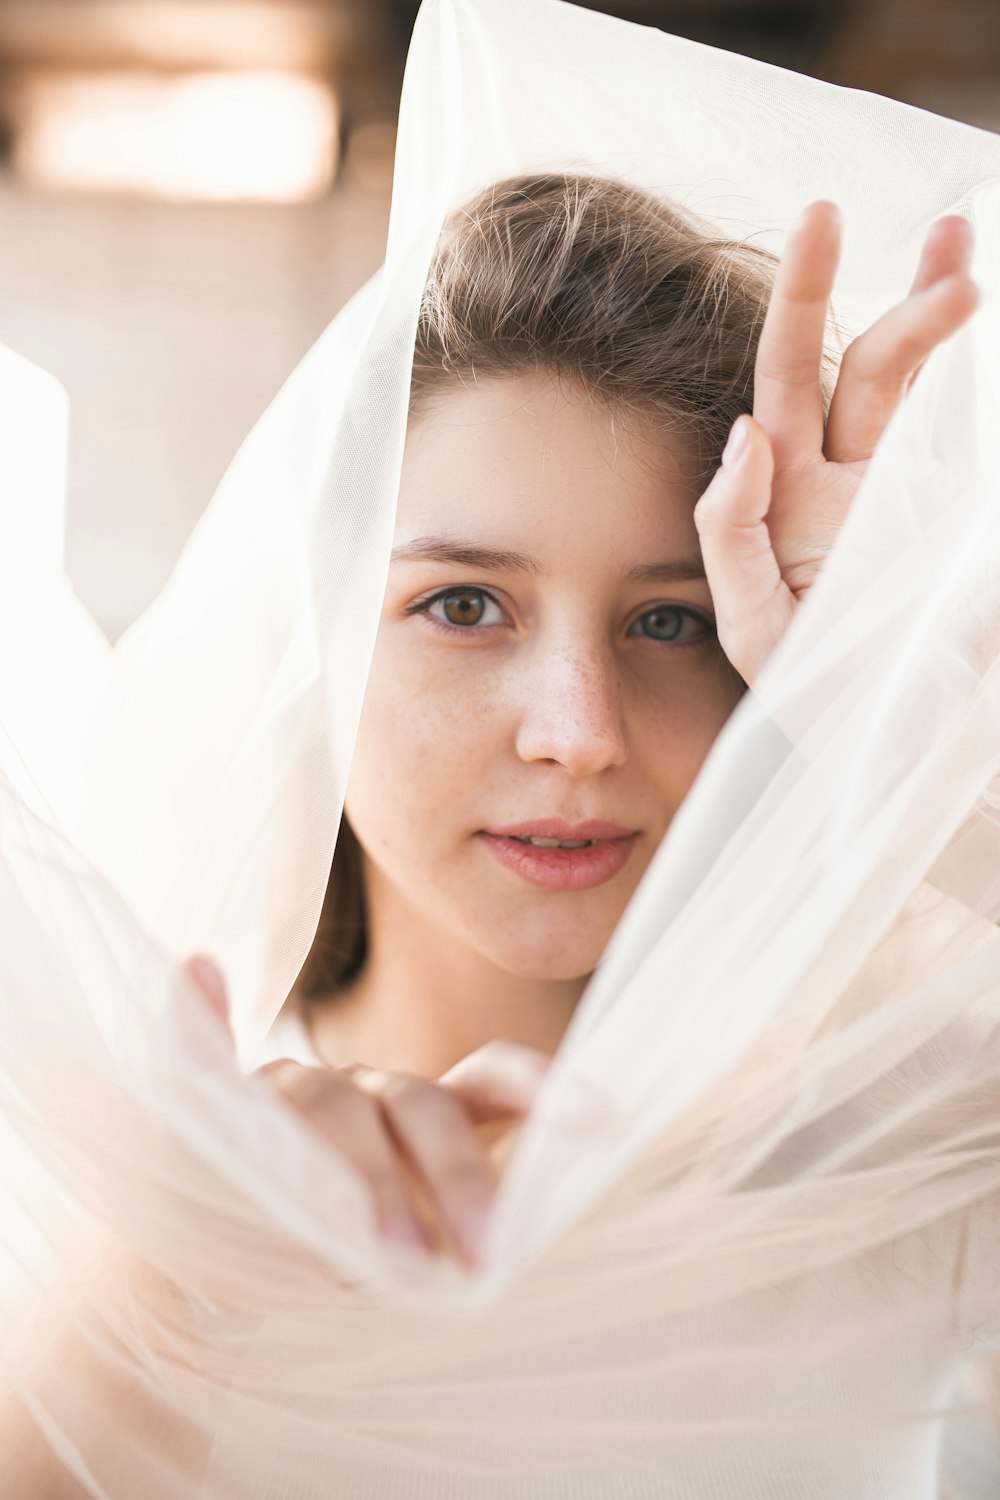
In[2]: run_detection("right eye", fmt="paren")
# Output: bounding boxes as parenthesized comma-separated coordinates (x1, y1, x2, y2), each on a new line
(416, 587, 507, 633)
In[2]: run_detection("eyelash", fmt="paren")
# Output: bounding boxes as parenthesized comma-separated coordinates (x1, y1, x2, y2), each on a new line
(405, 586, 716, 645)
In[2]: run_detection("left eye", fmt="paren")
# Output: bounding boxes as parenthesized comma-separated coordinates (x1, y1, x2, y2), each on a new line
(629, 606, 713, 643)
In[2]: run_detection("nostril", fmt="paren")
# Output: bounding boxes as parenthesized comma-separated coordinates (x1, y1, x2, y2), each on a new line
(514, 692, 629, 773)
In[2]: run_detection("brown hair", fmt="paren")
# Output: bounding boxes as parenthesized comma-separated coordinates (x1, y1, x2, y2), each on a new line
(293, 170, 799, 1006)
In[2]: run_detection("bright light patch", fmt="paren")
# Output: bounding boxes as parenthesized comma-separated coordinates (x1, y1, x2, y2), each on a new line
(12, 70, 338, 203)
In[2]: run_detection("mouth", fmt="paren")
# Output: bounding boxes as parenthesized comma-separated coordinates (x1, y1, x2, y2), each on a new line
(484, 818, 638, 843)
(476, 823, 640, 892)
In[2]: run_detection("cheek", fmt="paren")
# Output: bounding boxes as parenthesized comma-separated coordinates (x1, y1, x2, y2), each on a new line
(344, 637, 502, 848)
(639, 658, 745, 782)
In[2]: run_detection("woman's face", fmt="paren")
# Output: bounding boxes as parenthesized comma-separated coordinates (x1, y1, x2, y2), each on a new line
(344, 369, 745, 981)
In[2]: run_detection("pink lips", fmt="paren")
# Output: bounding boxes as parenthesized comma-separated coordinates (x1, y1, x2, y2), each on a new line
(477, 818, 640, 892)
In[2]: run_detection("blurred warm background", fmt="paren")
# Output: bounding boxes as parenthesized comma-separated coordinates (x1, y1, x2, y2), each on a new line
(1, 0, 997, 643)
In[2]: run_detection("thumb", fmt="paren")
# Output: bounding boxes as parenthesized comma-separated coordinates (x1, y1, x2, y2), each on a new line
(438, 1041, 616, 1129)
(693, 415, 792, 686)
(184, 954, 231, 1036)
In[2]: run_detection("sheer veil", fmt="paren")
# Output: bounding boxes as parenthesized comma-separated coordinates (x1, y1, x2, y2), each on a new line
(3, 0, 1000, 1494)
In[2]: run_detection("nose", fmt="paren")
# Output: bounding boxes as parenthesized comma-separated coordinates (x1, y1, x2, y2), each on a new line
(514, 637, 629, 776)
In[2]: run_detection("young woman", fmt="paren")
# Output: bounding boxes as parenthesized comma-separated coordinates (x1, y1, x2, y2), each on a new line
(188, 172, 979, 1270)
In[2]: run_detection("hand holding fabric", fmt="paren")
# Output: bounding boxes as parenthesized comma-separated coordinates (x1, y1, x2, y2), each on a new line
(694, 201, 980, 686)
(183, 956, 580, 1267)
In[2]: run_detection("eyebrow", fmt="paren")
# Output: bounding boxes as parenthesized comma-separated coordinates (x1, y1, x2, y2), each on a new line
(389, 537, 707, 584)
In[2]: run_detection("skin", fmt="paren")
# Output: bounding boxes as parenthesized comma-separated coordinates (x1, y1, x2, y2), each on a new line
(180, 202, 981, 1267)
(306, 200, 979, 1081)
(15, 202, 980, 1494)
(696, 203, 979, 685)
(313, 370, 745, 1080)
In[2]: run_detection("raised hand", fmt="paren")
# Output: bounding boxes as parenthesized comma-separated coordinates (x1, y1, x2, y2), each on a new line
(693, 202, 981, 687)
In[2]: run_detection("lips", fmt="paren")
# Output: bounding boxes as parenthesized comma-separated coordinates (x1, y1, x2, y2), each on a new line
(484, 818, 637, 841)
(476, 819, 640, 891)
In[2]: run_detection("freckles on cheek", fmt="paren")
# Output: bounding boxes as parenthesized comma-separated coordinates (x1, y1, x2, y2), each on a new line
(392, 640, 501, 725)
(367, 647, 502, 778)
(356, 662, 506, 856)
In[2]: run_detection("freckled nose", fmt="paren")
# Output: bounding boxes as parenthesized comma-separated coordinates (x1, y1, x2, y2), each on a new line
(514, 644, 629, 776)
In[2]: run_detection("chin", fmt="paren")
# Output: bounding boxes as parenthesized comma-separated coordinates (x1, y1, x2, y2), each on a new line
(498, 954, 597, 983)
(485, 925, 611, 982)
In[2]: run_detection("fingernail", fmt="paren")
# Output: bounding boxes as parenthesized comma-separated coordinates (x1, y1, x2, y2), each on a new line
(722, 417, 751, 468)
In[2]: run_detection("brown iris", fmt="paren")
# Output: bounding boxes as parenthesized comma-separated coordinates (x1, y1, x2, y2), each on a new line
(440, 588, 487, 627)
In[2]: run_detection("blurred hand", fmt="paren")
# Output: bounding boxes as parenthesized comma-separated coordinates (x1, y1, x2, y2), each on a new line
(694, 202, 980, 686)
(183, 954, 564, 1266)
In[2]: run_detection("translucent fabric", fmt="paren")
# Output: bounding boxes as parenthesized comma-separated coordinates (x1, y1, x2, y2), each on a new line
(3, 0, 1000, 1494)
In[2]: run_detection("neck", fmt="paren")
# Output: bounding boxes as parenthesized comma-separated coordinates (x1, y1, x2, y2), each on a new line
(304, 858, 588, 1079)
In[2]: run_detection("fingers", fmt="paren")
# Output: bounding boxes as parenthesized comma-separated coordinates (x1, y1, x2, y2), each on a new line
(908, 214, 974, 296)
(757, 205, 979, 471)
(258, 1042, 611, 1266)
(693, 415, 795, 687)
(257, 1061, 437, 1253)
(365, 1070, 500, 1263)
(437, 1038, 553, 1123)
(907, 217, 976, 395)
(824, 213, 976, 463)
(439, 1039, 616, 1128)
(256, 1054, 531, 1265)
(823, 272, 980, 463)
(752, 201, 842, 470)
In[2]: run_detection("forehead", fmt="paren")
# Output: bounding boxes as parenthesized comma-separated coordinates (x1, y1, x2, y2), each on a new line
(398, 370, 701, 556)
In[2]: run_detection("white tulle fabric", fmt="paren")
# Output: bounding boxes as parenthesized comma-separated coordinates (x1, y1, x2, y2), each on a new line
(3, 0, 1000, 1494)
